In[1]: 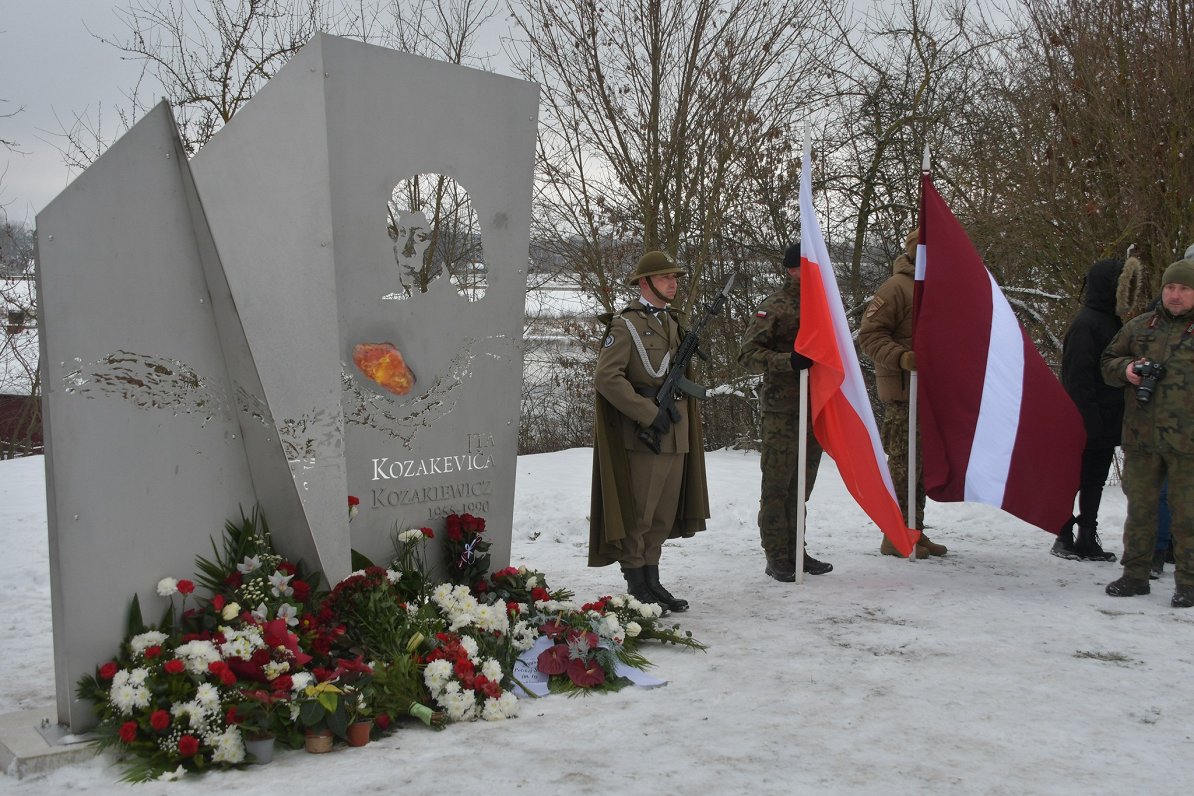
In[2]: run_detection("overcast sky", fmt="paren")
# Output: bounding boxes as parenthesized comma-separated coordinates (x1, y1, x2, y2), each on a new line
(1, 1, 152, 225)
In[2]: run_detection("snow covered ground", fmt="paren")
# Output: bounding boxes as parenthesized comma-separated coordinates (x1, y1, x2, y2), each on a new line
(1, 448, 1191, 794)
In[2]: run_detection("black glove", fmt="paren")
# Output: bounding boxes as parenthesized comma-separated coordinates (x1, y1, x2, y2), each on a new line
(791, 352, 813, 371)
(648, 406, 673, 436)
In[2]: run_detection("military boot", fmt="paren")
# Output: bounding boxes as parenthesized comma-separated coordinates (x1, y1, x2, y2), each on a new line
(1051, 519, 1080, 560)
(1075, 527, 1117, 562)
(1105, 575, 1150, 597)
(765, 557, 797, 583)
(880, 536, 933, 559)
(622, 567, 668, 615)
(1171, 587, 1194, 608)
(917, 532, 948, 556)
(802, 551, 834, 575)
(643, 564, 689, 612)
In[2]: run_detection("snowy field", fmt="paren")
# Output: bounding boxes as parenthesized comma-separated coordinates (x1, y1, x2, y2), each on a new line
(1, 448, 1191, 794)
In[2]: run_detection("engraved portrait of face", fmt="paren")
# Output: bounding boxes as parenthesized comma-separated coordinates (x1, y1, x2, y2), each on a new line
(384, 209, 435, 300)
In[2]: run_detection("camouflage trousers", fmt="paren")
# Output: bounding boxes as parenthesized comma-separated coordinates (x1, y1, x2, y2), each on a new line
(880, 401, 925, 530)
(1120, 448, 1194, 588)
(758, 410, 823, 559)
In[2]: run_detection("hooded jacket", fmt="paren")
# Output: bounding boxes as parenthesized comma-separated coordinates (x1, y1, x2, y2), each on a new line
(1062, 258, 1124, 449)
(860, 252, 916, 403)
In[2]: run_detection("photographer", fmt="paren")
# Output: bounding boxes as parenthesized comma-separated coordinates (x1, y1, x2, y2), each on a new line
(1100, 257, 1194, 607)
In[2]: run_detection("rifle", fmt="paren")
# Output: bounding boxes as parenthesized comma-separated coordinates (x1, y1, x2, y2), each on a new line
(638, 271, 738, 454)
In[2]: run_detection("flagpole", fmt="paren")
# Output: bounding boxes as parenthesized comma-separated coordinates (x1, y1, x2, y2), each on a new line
(795, 369, 808, 585)
(908, 144, 932, 559)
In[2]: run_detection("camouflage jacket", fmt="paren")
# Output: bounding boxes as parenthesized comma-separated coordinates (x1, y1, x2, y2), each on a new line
(1101, 305, 1194, 454)
(737, 281, 801, 413)
(859, 253, 915, 403)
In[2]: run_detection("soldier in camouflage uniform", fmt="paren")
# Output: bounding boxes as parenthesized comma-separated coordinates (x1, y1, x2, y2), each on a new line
(737, 244, 833, 581)
(1101, 257, 1194, 608)
(859, 229, 946, 559)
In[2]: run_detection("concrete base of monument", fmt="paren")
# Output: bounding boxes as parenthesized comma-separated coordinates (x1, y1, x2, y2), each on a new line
(0, 708, 98, 779)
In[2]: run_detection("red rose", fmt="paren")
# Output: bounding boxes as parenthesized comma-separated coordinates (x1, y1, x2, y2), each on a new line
(530, 587, 550, 602)
(98, 662, 119, 680)
(537, 643, 570, 676)
(445, 514, 463, 542)
(474, 579, 490, 593)
(119, 721, 138, 743)
(150, 710, 171, 731)
(177, 579, 195, 595)
(164, 659, 186, 675)
(178, 734, 199, 757)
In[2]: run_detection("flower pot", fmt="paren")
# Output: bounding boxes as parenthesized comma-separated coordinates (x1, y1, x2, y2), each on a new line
(244, 734, 275, 764)
(304, 729, 334, 754)
(346, 720, 373, 747)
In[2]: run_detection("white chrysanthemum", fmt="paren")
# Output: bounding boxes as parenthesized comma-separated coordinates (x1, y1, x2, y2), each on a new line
(171, 701, 204, 729)
(598, 614, 622, 639)
(431, 582, 456, 605)
(209, 726, 245, 765)
(481, 696, 509, 721)
(129, 631, 168, 656)
(608, 595, 626, 608)
(156, 577, 179, 597)
(385, 568, 402, 584)
(524, 575, 538, 588)
(510, 620, 537, 652)
(448, 611, 476, 632)
(481, 659, 503, 682)
(459, 635, 479, 660)
(109, 682, 148, 715)
(290, 672, 314, 693)
(237, 555, 261, 574)
(497, 691, 519, 718)
(473, 604, 509, 635)
(442, 689, 478, 722)
(219, 627, 264, 660)
(423, 659, 452, 695)
(625, 621, 642, 637)
(175, 640, 221, 676)
(127, 667, 150, 686)
(194, 682, 221, 710)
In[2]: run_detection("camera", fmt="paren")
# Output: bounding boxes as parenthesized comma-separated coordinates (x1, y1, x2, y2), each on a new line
(1132, 360, 1166, 404)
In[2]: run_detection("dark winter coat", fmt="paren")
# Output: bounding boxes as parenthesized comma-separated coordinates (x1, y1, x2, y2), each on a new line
(1062, 258, 1124, 449)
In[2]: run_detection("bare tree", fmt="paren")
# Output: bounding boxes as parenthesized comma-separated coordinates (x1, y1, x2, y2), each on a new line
(0, 222, 39, 458)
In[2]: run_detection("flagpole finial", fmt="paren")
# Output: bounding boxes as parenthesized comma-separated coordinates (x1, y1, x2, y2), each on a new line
(921, 144, 931, 174)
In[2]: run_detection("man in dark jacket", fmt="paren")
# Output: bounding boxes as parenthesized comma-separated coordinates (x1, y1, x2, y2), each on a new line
(1051, 258, 1124, 561)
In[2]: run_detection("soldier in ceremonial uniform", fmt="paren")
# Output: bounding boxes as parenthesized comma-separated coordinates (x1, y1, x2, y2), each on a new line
(1102, 256, 1194, 608)
(589, 250, 709, 612)
(737, 243, 834, 581)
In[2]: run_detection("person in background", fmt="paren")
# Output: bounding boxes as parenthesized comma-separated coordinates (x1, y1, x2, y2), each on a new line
(737, 243, 834, 582)
(1051, 258, 1124, 562)
(1101, 256, 1194, 607)
(589, 250, 709, 612)
(859, 228, 947, 560)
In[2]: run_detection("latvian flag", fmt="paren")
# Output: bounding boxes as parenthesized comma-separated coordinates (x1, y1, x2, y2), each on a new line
(913, 173, 1085, 533)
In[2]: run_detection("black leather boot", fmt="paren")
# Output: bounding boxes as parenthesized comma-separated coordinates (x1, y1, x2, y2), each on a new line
(622, 567, 668, 615)
(643, 564, 689, 612)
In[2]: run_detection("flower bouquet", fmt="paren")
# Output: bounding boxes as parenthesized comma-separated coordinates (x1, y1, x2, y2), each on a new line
(442, 512, 490, 591)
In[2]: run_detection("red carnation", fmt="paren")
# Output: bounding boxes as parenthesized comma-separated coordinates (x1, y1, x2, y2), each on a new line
(530, 587, 550, 602)
(177, 579, 195, 595)
(506, 601, 522, 616)
(98, 662, 118, 680)
(118, 721, 138, 743)
(537, 643, 570, 676)
(208, 660, 228, 676)
(164, 659, 186, 675)
(420, 526, 434, 538)
(220, 668, 237, 686)
(143, 645, 162, 660)
(150, 710, 171, 731)
(291, 579, 311, 603)
(178, 734, 199, 757)
(211, 594, 225, 612)
(567, 657, 606, 688)
(348, 495, 360, 507)
(474, 579, 490, 593)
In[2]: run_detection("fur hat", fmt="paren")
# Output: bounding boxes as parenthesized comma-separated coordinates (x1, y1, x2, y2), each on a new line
(1116, 254, 1149, 320)
(782, 243, 801, 269)
(1161, 258, 1194, 290)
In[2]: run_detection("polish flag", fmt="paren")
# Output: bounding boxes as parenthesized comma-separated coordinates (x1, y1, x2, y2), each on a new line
(795, 146, 918, 555)
(914, 173, 1084, 532)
